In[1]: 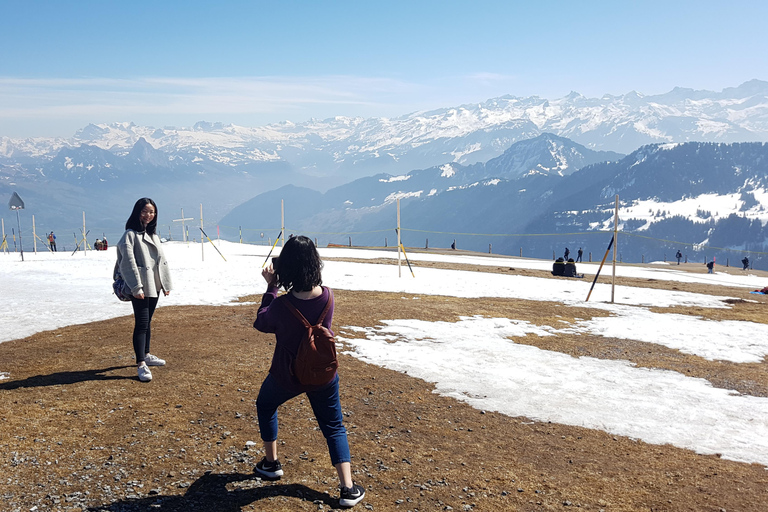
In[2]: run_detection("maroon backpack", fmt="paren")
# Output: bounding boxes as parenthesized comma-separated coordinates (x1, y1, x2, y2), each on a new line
(281, 289, 338, 386)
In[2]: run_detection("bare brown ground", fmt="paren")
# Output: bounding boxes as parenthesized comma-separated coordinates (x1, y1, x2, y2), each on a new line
(2, 257, 768, 511)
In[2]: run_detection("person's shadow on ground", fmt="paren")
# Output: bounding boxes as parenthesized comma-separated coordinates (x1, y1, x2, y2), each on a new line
(86, 471, 337, 511)
(0, 366, 134, 390)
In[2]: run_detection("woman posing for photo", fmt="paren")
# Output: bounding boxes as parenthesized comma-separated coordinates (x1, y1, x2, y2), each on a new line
(115, 198, 172, 382)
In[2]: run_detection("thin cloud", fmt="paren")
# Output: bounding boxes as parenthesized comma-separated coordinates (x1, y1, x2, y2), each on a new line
(0, 75, 430, 120)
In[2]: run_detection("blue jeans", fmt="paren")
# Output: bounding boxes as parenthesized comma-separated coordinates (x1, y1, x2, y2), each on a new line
(256, 373, 350, 465)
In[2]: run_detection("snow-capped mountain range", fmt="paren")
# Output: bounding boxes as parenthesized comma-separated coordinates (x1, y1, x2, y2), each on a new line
(2, 79, 767, 184)
(2, 80, 768, 261)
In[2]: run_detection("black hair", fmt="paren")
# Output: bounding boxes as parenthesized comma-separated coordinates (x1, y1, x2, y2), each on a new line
(125, 198, 158, 235)
(275, 235, 323, 292)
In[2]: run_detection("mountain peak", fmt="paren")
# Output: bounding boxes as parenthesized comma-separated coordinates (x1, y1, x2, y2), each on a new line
(722, 79, 768, 98)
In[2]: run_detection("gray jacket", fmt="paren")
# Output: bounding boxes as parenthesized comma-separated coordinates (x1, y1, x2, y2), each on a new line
(114, 230, 172, 298)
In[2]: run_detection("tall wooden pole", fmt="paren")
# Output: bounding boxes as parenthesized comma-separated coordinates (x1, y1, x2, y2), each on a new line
(397, 198, 402, 278)
(281, 200, 285, 247)
(16, 210, 24, 261)
(32, 215, 37, 254)
(82, 211, 87, 255)
(611, 195, 619, 303)
(200, 203, 204, 261)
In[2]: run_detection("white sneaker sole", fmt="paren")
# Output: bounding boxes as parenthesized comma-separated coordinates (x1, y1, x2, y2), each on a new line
(255, 468, 283, 479)
(339, 491, 365, 507)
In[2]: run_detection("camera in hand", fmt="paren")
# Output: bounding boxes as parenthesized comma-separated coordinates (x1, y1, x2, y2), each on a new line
(271, 257, 279, 269)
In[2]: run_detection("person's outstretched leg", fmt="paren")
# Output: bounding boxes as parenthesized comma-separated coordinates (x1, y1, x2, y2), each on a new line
(307, 375, 350, 467)
(307, 375, 365, 506)
(255, 374, 297, 479)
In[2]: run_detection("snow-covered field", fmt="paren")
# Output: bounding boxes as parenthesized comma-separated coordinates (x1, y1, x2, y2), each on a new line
(2, 241, 767, 467)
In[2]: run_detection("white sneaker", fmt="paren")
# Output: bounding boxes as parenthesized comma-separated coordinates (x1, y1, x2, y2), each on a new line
(144, 354, 166, 366)
(138, 364, 152, 382)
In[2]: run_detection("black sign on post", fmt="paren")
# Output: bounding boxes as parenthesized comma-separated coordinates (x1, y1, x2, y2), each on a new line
(8, 192, 25, 261)
(8, 192, 24, 210)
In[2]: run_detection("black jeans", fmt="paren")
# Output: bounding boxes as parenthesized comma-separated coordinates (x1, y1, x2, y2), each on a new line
(131, 296, 159, 364)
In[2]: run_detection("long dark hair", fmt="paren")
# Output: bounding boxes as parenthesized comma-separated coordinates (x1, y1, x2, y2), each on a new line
(125, 198, 158, 235)
(276, 236, 323, 292)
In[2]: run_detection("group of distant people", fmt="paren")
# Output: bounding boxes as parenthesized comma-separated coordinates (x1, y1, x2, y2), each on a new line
(553, 247, 584, 278)
(45, 231, 111, 252)
(551, 246, 753, 277)
(673, 250, 753, 273)
(562, 247, 584, 262)
(552, 257, 582, 277)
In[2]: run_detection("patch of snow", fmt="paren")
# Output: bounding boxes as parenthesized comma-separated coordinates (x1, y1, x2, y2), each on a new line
(379, 174, 411, 183)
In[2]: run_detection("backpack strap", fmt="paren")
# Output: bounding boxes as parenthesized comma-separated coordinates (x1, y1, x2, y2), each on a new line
(281, 287, 334, 327)
(281, 297, 311, 328)
(317, 288, 334, 324)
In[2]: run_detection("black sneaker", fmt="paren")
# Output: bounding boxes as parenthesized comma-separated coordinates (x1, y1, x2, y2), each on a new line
(254, 457, 283, 479)
(339, 483, 365, 507)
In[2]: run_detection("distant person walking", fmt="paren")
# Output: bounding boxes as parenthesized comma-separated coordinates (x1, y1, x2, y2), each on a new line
(676, 250, 682, 265)
(563, 247, 570, 260)
(252, 235, 366, 508)
(742, 257, 749, 270)
(576, 247, 583, 262)
(706, 260, 715, 274)
(115, 198, 172, 383)
(48, 232, 57, 252)
(451, 240, 456, 250)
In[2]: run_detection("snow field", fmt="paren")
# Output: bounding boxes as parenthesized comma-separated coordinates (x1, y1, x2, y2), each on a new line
(1, 240, 767, 466)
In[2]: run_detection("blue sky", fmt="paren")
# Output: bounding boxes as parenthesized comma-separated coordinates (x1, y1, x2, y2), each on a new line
(1, 0, 766, 138)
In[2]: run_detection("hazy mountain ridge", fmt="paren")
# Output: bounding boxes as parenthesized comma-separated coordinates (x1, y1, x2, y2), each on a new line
(2, 80, 767, 184)
(219, 141, 768, 265)
(219, 134, 621, 238)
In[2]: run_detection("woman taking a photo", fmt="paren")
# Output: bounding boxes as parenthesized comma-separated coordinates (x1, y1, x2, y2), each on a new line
(115, 198, 172, 382)
(253, 235, 365, 508)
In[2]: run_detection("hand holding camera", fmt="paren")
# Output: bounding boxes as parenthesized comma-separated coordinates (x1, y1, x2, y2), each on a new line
(262, 257, 278, 287)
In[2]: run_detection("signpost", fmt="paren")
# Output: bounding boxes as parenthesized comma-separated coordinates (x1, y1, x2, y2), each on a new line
(8, 192, 24, 261)
(172, 208, 194, 243)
